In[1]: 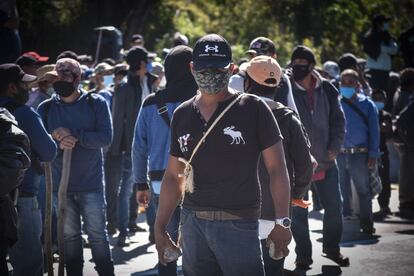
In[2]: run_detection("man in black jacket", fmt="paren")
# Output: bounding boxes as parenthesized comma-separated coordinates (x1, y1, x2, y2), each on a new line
(244, 55, 313, 275)
(105, 46, 158, 246)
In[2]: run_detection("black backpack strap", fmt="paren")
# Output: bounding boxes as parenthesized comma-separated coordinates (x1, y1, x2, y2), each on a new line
(42, 100, 52, 131)
(341, 97, 369, 126)
(154, 90, 171, 127)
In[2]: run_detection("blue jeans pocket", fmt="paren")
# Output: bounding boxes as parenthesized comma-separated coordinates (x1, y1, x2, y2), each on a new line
(179, 208, 191, 228)
(229, 220, 258, 232)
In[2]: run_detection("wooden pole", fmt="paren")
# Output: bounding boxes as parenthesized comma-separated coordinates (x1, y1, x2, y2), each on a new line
(57, 149, 72, 276)
(44, 162, 54, 276)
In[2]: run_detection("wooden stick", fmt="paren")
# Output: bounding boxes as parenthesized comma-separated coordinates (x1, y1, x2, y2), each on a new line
(44, 162, 54, 276)
(58, 149, 72, 276)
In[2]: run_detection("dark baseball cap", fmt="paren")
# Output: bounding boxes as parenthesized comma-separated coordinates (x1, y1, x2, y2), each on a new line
(338, 53, 358, 71)
(56, 50, 78, 62)
(131, 34, 144, 43)
(249, 37, 276, 56)
(291, 45, 316, 64)
(16, 55, 37, 67)
(126, 46, 148, 65)
(0, 64, 37, 86)
(192, 34, 232, 71)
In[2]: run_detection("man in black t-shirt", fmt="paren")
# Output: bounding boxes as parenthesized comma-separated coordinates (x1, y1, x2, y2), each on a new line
(153, 34, 292, 275)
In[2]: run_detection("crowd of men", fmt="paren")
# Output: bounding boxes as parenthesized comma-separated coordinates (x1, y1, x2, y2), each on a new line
(0, 12, 414, 276)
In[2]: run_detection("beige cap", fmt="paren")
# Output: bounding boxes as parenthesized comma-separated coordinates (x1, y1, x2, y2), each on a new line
(37, 64, 57, 81)
(94, 62, 114, 75)
(246, 55, 281, 87)
(29, 64, 57, 88)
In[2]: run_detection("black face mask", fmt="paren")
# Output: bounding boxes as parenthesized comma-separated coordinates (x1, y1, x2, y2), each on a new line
(53, 81, 76, 98)
(15, 85, 29, 105)
(292, 64, 311, 81)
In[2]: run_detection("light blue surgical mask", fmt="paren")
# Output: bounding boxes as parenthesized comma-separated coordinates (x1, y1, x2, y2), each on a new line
(340, 86, 356, 99)
(383, 23, 390, 31)
(374, 101, 385, 110)
(103, 75, 113, 88)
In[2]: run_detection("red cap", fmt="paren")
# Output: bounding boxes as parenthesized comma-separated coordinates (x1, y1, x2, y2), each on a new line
(23, 51, 49, 62)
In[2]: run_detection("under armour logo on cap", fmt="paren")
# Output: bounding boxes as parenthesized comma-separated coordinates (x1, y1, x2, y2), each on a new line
(193, 34, 232, 71)
(205, 45, 219, 53)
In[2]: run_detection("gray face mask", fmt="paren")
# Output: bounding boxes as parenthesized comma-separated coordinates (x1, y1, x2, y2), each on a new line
(193, 68, 232, 95)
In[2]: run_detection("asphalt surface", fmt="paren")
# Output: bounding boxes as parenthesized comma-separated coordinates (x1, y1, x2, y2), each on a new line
(28, 184, 414, 275)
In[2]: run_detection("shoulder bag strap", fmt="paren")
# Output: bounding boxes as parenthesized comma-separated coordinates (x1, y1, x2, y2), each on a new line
(188, 93, 243, 164)
(341, 97, 369, 126)
(154, 90, 171, 127)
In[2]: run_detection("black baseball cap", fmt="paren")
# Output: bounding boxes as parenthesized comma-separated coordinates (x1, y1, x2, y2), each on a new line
(16, 55, 37, 67)
(0, 64, 37, 86)
(338, 53, 358, 72)
(131, 34, 144, 43)
(126, 46, 148, 65)
(249, 37, 276, 56)
(291, 45, 316, 64)
(57, 50, 78, 61)
(192, 34, 232, 71)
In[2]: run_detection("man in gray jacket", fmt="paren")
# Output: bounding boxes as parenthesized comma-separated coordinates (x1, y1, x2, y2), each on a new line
(289, 45, 348, 269)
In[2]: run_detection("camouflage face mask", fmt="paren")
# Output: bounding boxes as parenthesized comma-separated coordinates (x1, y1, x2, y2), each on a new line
(193, 68, 232, 95)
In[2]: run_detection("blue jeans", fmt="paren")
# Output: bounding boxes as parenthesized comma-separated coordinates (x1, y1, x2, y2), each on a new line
(57, 191, 114, 276)
(104, 153, 122, 228)
(180, 208, 264, 276)
(292, 164, 343, 261)
(145, 182, 160, 235)
(117, 153, 134, 236)
(9, 196, 43, 276)
(151, 192, 181, 276)
(337, 153, 373, 228)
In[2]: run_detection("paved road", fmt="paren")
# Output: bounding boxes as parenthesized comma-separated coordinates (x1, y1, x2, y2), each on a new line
(55, 185, 414, 275)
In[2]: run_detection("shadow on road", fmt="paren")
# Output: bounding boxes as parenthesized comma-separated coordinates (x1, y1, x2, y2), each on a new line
(111, 242, 153, 265)
(285, 265, 342, 276)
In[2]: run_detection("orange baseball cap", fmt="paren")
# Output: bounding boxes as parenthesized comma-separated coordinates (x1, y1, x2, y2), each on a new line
(246, 56, 281, 87)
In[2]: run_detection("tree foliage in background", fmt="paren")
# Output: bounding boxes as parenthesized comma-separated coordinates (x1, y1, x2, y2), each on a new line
(17, 0, 413, 69)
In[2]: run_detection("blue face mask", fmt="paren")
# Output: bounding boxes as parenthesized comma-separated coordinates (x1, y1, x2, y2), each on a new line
(374, 102, 385, 110)
(340, 86, 356, 99)
(383, 23, 390, 31)
(146, 62, 152, 73)
(103, 75, 113, 88)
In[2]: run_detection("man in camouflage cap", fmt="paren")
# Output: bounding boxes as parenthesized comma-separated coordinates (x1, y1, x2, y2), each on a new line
(38, 58, 115, 276)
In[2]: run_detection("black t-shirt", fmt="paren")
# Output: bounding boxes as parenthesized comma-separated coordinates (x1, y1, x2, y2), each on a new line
(170, 93, 282, 219)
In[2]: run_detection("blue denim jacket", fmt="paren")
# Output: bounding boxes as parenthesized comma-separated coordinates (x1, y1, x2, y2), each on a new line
(341, 94, 381, 158)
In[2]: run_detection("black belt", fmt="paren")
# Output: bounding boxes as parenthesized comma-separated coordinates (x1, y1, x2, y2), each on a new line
(19, 191, 35, 198)
(340, 147, 368, 154)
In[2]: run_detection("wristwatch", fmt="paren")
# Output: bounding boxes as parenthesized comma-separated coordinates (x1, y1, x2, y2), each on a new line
(275, 217, 291, 229)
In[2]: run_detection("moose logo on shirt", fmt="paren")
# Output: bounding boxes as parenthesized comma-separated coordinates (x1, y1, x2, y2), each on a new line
(178, 134, 191, 153)
(223, 126, 245, 145)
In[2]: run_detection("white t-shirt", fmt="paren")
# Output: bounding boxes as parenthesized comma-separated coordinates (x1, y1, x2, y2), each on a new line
(140, 75, 150, 104)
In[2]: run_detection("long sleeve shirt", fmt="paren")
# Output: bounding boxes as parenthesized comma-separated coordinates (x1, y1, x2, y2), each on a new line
(37, 92, 113, 192)
(341, 94, 381, 158)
